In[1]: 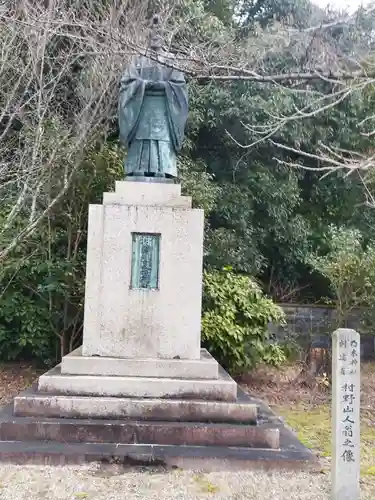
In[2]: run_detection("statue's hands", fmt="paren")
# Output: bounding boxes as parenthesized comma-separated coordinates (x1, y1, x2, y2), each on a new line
(145, 80, 165, 90)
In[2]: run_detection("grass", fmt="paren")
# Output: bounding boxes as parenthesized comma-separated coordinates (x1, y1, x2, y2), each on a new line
(244, 360, 375, 483)
(276, 404, 375, 478)
(193, 474, 220, 494)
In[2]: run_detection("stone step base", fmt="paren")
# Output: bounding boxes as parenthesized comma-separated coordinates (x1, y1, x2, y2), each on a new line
(0, 406, 278, 449)
(14, 391, 257, 423)
(0, 441, 318, 470)
(61, 347, 219, 380)
(0, 387, 317, 470)
(38, 366, 237, 401)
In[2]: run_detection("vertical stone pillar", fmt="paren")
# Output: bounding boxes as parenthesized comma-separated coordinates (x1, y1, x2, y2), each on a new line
(82, 181, 204, 360)
(332, 328, 360, 500)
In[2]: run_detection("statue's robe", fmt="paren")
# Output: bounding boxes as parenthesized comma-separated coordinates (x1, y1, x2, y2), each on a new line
(118, 54, 188, 178)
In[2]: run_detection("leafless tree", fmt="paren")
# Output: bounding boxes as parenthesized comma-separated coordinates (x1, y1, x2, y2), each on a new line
(1, 0, 375, 263)
(192, 2, 375, 196)
(155, 1, 375, 187)
(0, 0, 153, 260)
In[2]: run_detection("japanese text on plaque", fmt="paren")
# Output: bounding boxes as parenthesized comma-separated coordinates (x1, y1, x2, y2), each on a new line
(338, 336, 359, 464)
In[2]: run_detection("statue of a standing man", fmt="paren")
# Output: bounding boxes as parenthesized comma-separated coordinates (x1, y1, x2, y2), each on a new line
(118, 16, 189, 179)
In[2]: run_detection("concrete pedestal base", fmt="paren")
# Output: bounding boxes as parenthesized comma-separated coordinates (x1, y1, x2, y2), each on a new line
(0, 386, 317, 470)
(83, 181, 204, 361)
(38, 366, 237, 401)
(61, 347, 218, 379)
(4, 405, 276, 449)
(42, 346, 237, 401)
(0, 177, 317, 469)
(14, 391, 257, 423)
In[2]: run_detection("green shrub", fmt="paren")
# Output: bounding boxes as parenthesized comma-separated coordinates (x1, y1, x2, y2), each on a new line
(0, 253, 66, 365)
(0, 144, 123, 365)
(307, 226, 375, 330)
(201, 267, 286, 375)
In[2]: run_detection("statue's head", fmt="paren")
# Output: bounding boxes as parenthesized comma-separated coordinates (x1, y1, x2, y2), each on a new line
(134, 13, 178, 77)
(149, 14, 162, 52)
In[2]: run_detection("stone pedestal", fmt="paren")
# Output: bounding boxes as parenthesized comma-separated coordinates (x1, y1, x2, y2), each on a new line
(1, 180, 316, 469)
(37, 181, 236, 401)
(83, 181, 204, 360)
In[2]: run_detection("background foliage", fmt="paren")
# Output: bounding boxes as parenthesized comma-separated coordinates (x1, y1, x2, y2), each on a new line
(308, 227, 375, 332)
(202, 268, 286, 374)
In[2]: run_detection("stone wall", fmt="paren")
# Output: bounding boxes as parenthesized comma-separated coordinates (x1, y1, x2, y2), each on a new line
(269, 304, 375, 359)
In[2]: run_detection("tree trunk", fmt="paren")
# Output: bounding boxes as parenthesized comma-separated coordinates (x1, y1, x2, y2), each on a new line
(306, 346, 331, 377)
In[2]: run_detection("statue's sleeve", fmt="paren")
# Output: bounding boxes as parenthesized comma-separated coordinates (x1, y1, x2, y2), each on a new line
(118, 61, 146, 147)
(165, 69, 189, 152)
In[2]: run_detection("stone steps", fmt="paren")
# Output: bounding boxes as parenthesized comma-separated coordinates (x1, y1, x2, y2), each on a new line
(38, 365, 237, 401)
(0, 386, 317, 470)
(0, 406, 278, 449)
(0, 441, 318, 469)
(61, 347, 219, 379)
(14, 391, 257, 423)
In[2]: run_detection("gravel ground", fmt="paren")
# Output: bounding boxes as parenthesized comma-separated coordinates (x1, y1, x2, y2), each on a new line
(0, 464, 373, 500)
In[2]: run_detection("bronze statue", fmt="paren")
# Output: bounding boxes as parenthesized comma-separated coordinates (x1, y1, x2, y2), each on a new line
(118, 15, 188, 179)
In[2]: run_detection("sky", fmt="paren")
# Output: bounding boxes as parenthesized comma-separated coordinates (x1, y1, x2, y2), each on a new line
(312, 0, 368, 12)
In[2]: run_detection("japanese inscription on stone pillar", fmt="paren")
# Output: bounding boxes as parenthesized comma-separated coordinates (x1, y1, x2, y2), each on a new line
(332, 328, 360, 500)
(131, 233, 160, 290)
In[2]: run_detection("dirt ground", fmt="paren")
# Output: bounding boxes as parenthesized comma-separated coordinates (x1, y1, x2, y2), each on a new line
(241, 359, 375, 408)
(0, 362, 41, 406)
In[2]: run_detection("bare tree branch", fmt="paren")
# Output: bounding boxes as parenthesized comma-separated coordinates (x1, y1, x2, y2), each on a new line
(0, 0, 150, 259)
(296, 4, 375, 34)
(1, 0, 375, 260)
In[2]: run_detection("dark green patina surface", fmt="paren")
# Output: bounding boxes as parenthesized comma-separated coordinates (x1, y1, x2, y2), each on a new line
(131, 233, 160, 290)
(118, 17, 188, 179)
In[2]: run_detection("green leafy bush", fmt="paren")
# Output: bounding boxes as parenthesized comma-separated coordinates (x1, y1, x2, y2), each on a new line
(201, 267, 286, 375)
(0, 252, 69, 365)
(0, 144, 123, 365)
(307, 226, 375, 329)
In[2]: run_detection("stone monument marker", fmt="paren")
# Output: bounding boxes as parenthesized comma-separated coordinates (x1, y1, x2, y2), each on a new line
(20, 14, 234, 401)
(0, 15, 315, 469)
(332, 328, 360, 500)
